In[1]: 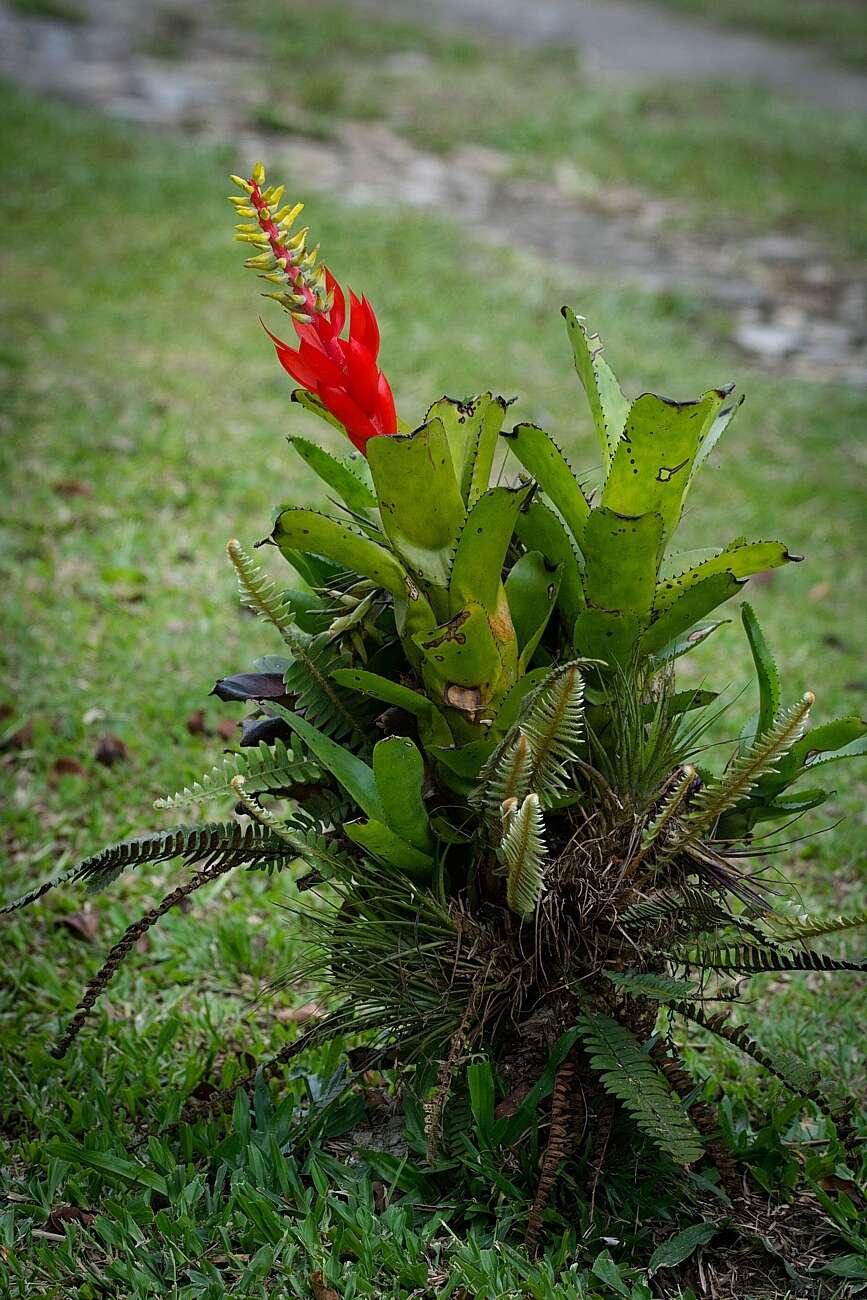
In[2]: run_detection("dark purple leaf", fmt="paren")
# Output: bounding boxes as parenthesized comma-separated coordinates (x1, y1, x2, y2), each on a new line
(239, 716, 293, 747)
(211, 673, 288, 703)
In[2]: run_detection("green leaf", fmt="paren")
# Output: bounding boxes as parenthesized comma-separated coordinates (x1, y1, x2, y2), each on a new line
(290, 387, 348, 436)
(640, 572, 744, 656)
(651, 618, 728, 665)
(425, 393, 508, 505)
(690, 393, 744, 483)
(655, 541, 797, 618)
(373, 737, 433, 853)
(44, 1142, 169, 1196)
(330, 668, 453, 748)
(573, 607, 641, 668)
(449, 485, 533, 615)
(467, 1060, 496, 1144)
(491, 668, 552, 734)
(264, 703, 384, 823)
(414, 602, 503, 694)
(272, 508, 406, 603)
(343, 818, 433, 876)
(582, 507, 664, 620)
(505, 551, 562, 669)
(563, 308, 629, 468)
(741, 602, 780, 740)
(576, 1012, 704, 1165)
(648, 1223, 717, 1274)
(591, 1250, 630, 1296)
(428, 739, 493, 780)
(602, 389, 730, 542)
(501, 422, 590, 545)
(785, 715, 867, 773)
(602, 970, 700, 1002)
(366, 418, 466, 589)
(287, 435, 377, 512)
(514, 497, 585, 624)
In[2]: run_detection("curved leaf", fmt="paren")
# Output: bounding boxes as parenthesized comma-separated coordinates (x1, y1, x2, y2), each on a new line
(501, 422, 590, 545)
(344, 818, 433, 876)
(287, 435, 377, 512)
(373, 736, 433, 853)
(449, 485, 533, 615)
(264, 703, 384, 823)
(582, 507, 664, 620)
(514, 497, 585, 625)
(640, 572, 745, 656)
(562, 308, 629, 467)
(655, 541, 797, 618)
(505, 551, 562, 670)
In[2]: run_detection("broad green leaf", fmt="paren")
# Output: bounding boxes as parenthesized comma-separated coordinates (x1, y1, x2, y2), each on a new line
(651, 618, 728, 665)
(690, 391, 744, 483)
(344, 818, 433, 876)
(366, 418, 466, 590)
(467, 1060, 496, 1144)
(426, 393, 510, 506)
(514, 497, 585, 625)
(573, 607, 641, 668)
(655, 541, 797, 617)
(271, 507, 435, 637)
(796, 734, 867, 772)
(448, 485, 533, 615)
(373, 736, 433, 853)
(747, 788, 830, 823)
(563, 308, 629, 467)
(505, 551, 562, 669)
(785, 715, 867, 772)
(648, 1223, 717, 1274)
(330, 668, 453, 747)
(428, 739, 494, 780)
(741, 602, 780, 740)
(287, 435, 377, 512)
(501, 422, 590, 545)
(582, 507, 663, 620)
(640, 572, 744, 656)
(491, 668, 552, 734)
(414, 601, 503, 692)
(265, 703, 384, 823)
(602, 388, 729, 541)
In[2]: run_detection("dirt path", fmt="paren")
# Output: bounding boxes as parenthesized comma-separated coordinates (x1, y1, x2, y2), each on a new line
(2, 0, 865, 383)
(359, 0, 867, 114)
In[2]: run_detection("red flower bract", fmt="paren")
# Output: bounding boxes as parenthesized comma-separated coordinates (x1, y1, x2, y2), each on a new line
(245, 173, 398, 455)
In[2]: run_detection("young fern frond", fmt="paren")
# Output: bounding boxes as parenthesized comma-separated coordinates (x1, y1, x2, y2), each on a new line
(0, 822, 293, 914)
(154, 739, 320, 810)
(669, 693, 813, 853)
(498, 793, 547, 918)
(576, 1011, 704, 1165)
(602, 970, 700, 1002)
(227, 537, 296, 641)
(228, 538, 368, 747)
(641, 766, 696, 855)
(482, 731, 532, 821)
(758, 908, 867, 942)
(523, 662, 585, 800)
(230, 776, 353, 879)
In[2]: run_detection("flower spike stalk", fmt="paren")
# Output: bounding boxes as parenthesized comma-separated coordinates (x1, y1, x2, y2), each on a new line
(230, 162, 398, 454)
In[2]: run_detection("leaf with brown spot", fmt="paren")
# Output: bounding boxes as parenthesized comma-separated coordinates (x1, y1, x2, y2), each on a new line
(94, 732, 128, 766)
(58, 910, 99, 943)
(49, 757, 87, 784)
(45, 1205, 95, 1233)
(185, 710, 211, 737)
(310, 1271, 340, 1300)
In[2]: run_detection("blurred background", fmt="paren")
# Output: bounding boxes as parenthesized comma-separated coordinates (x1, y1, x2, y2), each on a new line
(0, 0, 865, 1254)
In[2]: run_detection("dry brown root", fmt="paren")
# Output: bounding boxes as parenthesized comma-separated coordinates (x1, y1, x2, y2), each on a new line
(586, 1092, 615, 1217)
(651, 1043, 740, 1197)
(525, 1047, 582, 1253)
(50, 859, 237, 1060)
(425, 992, 480, 1165)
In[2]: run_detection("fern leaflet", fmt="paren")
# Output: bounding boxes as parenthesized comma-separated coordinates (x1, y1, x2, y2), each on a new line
(576, 1011, 704, 1165)
(498, 793, 547, 918)
(673, 940, 867, 975)
(523, 662, 585, 801)
(155, 739, 320, 810)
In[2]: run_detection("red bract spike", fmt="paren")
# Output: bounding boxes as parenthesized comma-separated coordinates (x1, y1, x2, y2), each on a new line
(326, 271, 346, 336)
(348, 289, 378, 356)
(360, 295, 380, 359)
(274, 346, 319, 390)
(346, 338, 381, 416)
(297, 341, 345, 390)
(319, 386, 379, 452)
(376, 371, 398, 435)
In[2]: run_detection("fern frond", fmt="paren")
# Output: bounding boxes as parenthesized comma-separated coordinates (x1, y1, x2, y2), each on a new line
(576, 1011, 704, 1165)
(602, 970, 700, 1002)
(619, 886, 736, 935)
(641, 766, 696, 855)
(482, 731, 532, 820)
(759, 909, 867, 942)
(672, 694, 813, 849)
(673, 1003, 822, 1100)
(227, 537, 296, 640)
(673, 940, 867, 975)
(0, 822, 293, 914)
(154, 739, 320, 810)
(498, 793, 547, 919)
(228, 539, 369, 747)
(523, 662, 585, 800)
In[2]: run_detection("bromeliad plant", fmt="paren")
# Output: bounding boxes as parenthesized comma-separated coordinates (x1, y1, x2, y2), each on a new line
(7, 161, 866, 1242)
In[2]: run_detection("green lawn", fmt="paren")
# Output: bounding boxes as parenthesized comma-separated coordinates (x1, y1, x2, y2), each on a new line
(0, 61, 865, 1299)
